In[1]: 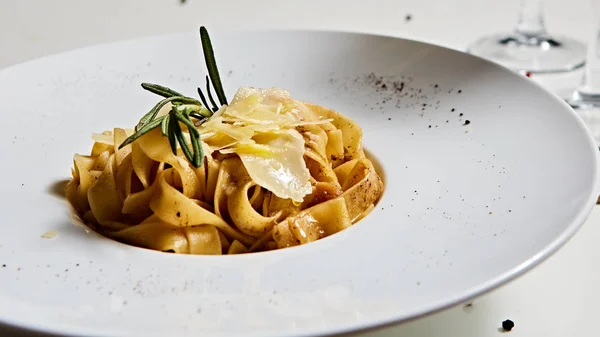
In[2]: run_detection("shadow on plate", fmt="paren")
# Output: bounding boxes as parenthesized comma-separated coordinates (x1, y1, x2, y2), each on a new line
(0, 323, 65, 337)
(47, 179, 69, 199)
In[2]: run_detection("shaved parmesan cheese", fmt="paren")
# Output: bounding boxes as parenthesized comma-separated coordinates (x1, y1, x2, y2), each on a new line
(199, 87, 330, 202)
(237, 130, 312, 202)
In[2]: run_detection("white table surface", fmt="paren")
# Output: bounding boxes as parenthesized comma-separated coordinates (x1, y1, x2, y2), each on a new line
(1, 0, 599, 336)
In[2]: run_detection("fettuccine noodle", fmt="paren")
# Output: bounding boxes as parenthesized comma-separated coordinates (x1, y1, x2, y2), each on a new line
(66, 87, 383, 254)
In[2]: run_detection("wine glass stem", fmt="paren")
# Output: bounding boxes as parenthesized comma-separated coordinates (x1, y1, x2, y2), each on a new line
(515, 0, 547, 37)
(581, 5, 600, 94)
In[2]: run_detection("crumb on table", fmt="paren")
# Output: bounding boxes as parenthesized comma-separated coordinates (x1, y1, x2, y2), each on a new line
(41, 230, 58, 239)
(502, 319, 514, 331)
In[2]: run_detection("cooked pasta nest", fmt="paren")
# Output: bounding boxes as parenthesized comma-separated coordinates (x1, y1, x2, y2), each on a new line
(66, 87, 383, 254)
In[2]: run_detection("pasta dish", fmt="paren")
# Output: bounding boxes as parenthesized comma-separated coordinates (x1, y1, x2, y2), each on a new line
(66, 27, 383, 255)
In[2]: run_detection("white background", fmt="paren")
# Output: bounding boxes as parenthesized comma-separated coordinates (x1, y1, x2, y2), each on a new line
(1, 0, 599, 336)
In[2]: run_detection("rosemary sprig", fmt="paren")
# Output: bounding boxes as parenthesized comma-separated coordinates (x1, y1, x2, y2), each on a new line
(118, 26, 228, 168)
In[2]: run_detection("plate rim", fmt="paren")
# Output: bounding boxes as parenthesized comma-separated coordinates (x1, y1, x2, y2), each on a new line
(0, 28, 599, 337)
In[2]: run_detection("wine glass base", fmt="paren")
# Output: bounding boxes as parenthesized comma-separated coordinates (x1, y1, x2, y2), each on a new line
(567, 91, 600, 109)
(468, 33, 586, 74)
(566, 92, 600, 146)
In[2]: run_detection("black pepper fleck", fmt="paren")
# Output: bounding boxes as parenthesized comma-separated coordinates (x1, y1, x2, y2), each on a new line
(502, 319, 514, 331)
(176, 211, 181, 217)
(428, 125, 432, 128)
(459, 113, 463, 117)
(1, 264, 5, 268)
(388, 117, 392, 121)
(405, 14, 412, 21)
(464, 120, 471, 125)
(458, 90, 462, 93)
(451, 108, 455, 112)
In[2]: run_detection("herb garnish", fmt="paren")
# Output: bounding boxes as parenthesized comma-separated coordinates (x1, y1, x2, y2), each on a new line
(118, 26, 227, 168)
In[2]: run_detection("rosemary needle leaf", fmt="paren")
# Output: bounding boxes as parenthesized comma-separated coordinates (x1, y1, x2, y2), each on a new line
(167, 112, 179, 155)
(172, 117, 195, 165)
(189, 125, 203, 167)
(200, 26, 228, 105)
(119, 116, 165, 149)
(141, 83, 183, 98)
(205, 76, 218, 112)
(160, 114, 170, 136)
(197, 87, 212, 113)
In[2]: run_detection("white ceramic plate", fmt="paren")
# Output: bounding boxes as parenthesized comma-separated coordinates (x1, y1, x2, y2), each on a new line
(0, 30, 598, 337)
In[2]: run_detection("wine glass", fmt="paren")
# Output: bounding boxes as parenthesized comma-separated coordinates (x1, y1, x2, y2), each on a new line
(566, 0, 600, 144)
(468, 0, 586, 73)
